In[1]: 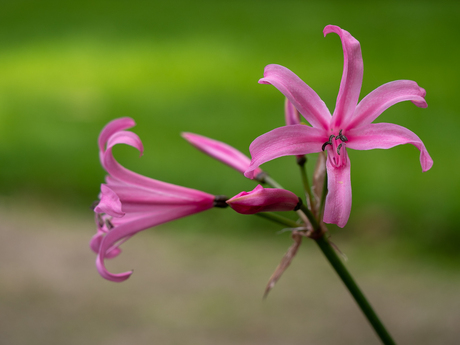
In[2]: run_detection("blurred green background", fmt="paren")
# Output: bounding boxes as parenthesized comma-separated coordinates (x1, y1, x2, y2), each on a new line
(0, 1, 459, 344)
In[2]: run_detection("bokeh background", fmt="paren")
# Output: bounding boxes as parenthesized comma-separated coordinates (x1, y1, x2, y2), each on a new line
(0, 1, 459, 344)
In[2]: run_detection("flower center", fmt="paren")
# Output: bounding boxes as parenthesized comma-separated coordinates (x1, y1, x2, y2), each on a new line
(321, 130, 349, 168)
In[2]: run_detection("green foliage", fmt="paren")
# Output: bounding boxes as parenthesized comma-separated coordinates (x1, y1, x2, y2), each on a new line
(0, 0, 457, 255)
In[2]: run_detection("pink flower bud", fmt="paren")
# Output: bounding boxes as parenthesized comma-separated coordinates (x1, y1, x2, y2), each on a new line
(227, 185, 300, 214)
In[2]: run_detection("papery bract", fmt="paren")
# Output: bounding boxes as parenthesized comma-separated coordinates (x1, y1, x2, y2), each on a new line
(245, 25, 433, 228)
(227, 184, 300, 214)
(182, 132, 263, 178)
(91, 118, 216, 282)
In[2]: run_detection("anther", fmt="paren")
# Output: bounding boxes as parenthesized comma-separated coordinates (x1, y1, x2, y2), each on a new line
(321, 135, 336, 151)
(90, 200, 99, 211)
(337, 143, 343, 155)
(336, 129, 348, 142)
(105, 219, 114, 230)
(97, 214, 104, 228)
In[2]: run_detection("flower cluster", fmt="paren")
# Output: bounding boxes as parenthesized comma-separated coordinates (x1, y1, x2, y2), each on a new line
(90, 25, 432, 282)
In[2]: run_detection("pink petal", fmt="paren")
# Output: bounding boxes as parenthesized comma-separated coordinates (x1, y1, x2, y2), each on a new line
(90, 231, 104, 254)
(347, 80, 428, 129)
(96, 205, 211, 282)
(323, 156, 352, 228)
(181, 132, 263, 178)
(227, 184, 300, 214)
(346, 123, 433, 172)
(94, 184, 125, 217)
(244, 125, 327, 179)
(102, 130, 215, 200)
(324, 25, 363, 129)
(284, 98, 301, 126)
(98, 117, 136, 153)
(90, 232, 122, 259)
(259, 64, 331, 130)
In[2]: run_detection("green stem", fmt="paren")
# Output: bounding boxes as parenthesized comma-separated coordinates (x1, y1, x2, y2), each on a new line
(254, 212, 397, 345)
(255, 212, 300, 228)
(262, 175, 284, 189)
(299, 203, 320, 230)
(297, 156, 315, 211)
(315, 236, 396, 345)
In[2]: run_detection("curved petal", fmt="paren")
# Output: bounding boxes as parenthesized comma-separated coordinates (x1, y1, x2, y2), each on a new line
(324, 25, 363, 129)
(94, 184, 125, 217)
(245, 125, 327, 179)
(96, 205, 210, 282)
(101, 129, 144, 171)
(181, 132, 263, 178)
(347, 123, 433, 172)
(98, 117, 136, 153)
(102, 131, 215, 201)
(259, 64, 331, 130)
(323, 156, 352, 228)
(90, 231, 122, 258)
(347, 80, 427, 129)
(108, 184, 212, 206)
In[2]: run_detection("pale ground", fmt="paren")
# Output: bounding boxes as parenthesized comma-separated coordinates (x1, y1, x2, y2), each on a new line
(0, 200, 459, 345)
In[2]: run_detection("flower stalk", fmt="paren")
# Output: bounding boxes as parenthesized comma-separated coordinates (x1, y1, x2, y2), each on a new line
(314, 235, 396, 345)
(296, 155, 315, 212)
(258, 209, 396, 345)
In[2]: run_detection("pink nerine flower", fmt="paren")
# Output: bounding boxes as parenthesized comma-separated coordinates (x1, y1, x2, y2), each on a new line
(227, 184, 300, 214)
(181, 132, 263, 178)
(245, 25, 433, 228)
(91, 117, 216, 282)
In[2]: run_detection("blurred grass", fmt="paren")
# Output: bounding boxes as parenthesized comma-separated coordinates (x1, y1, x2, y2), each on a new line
(0, 0, 458, 257)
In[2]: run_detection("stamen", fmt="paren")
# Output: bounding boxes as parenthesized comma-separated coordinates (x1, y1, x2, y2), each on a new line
(90, 200, 99, 211)
(97, 214, 104, 228)
(321, 135, 336, 151)
(337, 143, 343, 155)
(105, 219, 114, 230)
(336, 129, 348, 142)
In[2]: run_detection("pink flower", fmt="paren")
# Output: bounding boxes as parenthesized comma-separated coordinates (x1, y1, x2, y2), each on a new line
(227, 184, 300, 214)
(245, 25, 433, 228)
(181, 132, 263, 178)
(91, 117, 216, 282)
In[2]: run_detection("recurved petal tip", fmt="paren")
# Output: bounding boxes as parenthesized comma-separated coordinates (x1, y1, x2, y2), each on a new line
(96, 254, 133, 282)
(98, 117, 136, 153)
(323, 24, 341, 37)
(421, 151, 433, 172)
(258, 78, 271, 85)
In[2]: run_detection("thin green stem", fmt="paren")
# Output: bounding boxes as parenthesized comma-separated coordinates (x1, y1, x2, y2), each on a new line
(254, 211, 397, 345)
(298, 203, 320, 230)
(255, 212, 300, 228)
(262, 175, 284, 189)
(314, 236, 396, 345)
(297, 156, 315, 211)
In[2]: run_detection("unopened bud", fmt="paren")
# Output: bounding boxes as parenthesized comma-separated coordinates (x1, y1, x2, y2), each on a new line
(227, 185, 300, 214)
